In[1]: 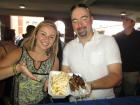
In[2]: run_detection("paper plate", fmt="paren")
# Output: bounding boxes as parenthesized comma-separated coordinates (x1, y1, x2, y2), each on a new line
(48, 71, 72, 99)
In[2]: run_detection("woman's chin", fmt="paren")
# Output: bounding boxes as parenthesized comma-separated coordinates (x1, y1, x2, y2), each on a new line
(42, 46, 50, 51)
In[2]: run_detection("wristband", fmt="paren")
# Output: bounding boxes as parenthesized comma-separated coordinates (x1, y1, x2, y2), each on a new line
(13, 64, 18, 75)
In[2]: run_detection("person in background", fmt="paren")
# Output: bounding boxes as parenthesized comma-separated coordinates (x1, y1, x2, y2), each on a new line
(62, 4, 122, 100)
(57, 32, 65, 70)
(0, 20, 59, 105)
(18, 25, 35, 46)
(135, 72, 140, 95)
(114, 15, 140, 97)
(0, 27, 17, 59)
(0, 27, 17, 105)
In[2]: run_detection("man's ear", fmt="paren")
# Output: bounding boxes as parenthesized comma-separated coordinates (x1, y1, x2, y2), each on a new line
(131, 20, 135, 26)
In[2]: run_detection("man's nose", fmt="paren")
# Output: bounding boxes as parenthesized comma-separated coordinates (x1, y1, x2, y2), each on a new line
(77, 21, 82, 29)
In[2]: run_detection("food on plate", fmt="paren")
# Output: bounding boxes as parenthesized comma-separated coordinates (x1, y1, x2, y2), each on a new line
(69, 74, 86, 91)
(50, 72, 70, 96)
(69, 74, 91, 98)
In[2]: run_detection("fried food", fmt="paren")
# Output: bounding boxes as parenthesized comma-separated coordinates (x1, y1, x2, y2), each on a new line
(69, 74, 86, 91)
(50, 72, 70, 96)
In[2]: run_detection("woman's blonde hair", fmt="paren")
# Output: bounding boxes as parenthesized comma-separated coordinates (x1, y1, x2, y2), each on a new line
(24, 20, 59, 62)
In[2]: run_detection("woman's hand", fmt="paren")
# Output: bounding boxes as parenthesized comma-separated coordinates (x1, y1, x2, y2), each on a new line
(16, 62, 37, 80)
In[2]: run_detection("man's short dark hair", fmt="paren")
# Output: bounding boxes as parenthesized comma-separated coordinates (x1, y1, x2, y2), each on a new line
(26, 25, 35, 33)
(3, 27, 15, 41)
(70, 3, 92, 16)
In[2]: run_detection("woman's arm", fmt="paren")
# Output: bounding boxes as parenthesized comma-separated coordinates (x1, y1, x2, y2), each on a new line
(0, 48, 21, 80)
(52, 56, 59, 71)
(0, 48, 21, 67)
(0, 66, 15, 80)
(0, 48, 36, 80)
(0, 63, 36, 80)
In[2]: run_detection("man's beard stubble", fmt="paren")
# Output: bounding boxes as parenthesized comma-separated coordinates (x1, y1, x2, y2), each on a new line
(76, 27, 87, 37)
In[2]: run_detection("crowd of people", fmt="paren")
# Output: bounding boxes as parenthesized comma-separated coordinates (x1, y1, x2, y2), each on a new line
(0, 3, 140, 105)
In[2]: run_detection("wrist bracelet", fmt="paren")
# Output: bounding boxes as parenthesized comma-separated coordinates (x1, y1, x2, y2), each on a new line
(13, 64, 18, 75)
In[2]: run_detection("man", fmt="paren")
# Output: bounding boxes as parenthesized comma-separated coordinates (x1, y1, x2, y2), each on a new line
(114, 15, 140, 96)
(62, 4, 122, 100)
(18, 25, 35, 46)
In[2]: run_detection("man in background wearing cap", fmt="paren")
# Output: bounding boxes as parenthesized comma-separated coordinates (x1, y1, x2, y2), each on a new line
(114, 15, 140, 97)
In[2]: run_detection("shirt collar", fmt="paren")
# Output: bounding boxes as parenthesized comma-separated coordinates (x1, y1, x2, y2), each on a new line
(75, 29, 100, 43)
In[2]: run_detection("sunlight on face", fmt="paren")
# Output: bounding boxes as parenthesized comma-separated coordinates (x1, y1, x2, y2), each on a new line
(36, 25, 57, 50)
(71, 7, 92, 38)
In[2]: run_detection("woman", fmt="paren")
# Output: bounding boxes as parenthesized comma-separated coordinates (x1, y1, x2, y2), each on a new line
(0, 20, 59, 105)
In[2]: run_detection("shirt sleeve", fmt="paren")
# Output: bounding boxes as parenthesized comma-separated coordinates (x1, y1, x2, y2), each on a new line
(104, 36, 122, 65)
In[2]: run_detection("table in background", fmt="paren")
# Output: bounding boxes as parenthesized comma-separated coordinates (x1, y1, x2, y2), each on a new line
(31, 96, 140, 105)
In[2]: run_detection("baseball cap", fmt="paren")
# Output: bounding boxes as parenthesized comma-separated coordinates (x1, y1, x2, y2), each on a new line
(125, 15, 137, 22)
